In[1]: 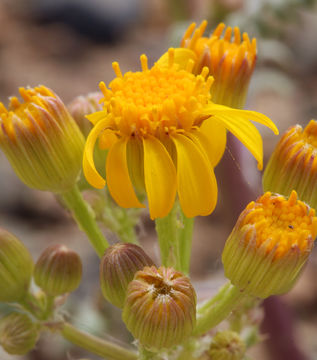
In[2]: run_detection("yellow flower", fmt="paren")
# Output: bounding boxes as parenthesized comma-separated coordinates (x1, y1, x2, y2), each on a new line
(263, 120, 317, 210)
(222, 191, 317, 298)
(158, 21, 257, 108)
(83, 51, 278, 219)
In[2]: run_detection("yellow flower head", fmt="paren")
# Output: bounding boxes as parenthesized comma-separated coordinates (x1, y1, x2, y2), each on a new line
(263, 120, 317, 210)
(0, 86, 84, 192)
(222, 191, 317, 298)
(84, 51, 278, 219)
(159, 21, 257, 108)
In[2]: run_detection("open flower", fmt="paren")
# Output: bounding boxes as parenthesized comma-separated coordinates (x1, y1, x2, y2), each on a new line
(158, 21, 257, 108)
(83, 51, 278, 219)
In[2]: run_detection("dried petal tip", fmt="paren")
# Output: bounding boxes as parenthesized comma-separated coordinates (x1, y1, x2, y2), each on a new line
(222, 191, 317, 298)
(208, 331, 246, 360)
(34, 244, 82, 296)
(122, 266, 196, 350)
(100, 243, 154, 308)
(0, 313, 39, 355)
(0, 86, 85, 193)
(263, 120, 317, 210)
(0, 228, 33, 303)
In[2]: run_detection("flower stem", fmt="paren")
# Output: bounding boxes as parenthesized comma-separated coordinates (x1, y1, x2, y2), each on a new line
(155, 205, 181, 270)
(60, 322, 138, 360)
(61, 185, 109, 257)
(178, 212, 194, 275)
(193, 282, 247, 336)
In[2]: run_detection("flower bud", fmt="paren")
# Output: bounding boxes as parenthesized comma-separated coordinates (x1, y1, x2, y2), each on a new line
(34, 244, 82, 296)
(208, 331, 245, 360)
(0, 86, 85, 193)
(263, 120, 317, 210)
(122, 266, 196, 350)
(68, 92, 103, 138)
(0, 228, 33, 302)
(100, 243, 154, 308)
(0, 313, 39, 355)
(180, 21, 256, 108)
(222, 191, 317, 298)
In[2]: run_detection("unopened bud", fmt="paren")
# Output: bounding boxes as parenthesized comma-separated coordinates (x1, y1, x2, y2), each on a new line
(0, 86, 85, 193)
(68, 92, 103, 138)
(34, 244, 82, 296)
(122, 266, 196, 350)
(208, 331, 245, 360)
(222, 191, 317, 298)
(100, 243, 154, 308)
(0, 313, 39, 355)
(263, 120, 317, 210)
(0, 228, 33, 302)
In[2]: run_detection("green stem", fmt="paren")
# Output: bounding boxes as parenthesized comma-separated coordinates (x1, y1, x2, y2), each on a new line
(60, 322, 137, 360)
(61, 185, 109, 257)
(193, 282, 247, 336)
(178, 212, 194, 275)
(155, 205, 180, 270)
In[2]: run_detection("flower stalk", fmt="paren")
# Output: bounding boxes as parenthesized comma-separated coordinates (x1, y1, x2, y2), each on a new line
(194, 282, 247, 336)
(61, 184, 108, 257)
(60, 322, 138, 360)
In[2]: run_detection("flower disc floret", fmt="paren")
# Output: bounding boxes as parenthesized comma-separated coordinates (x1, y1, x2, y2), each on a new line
(84, 51, 277, 219)
(222, 191, 317, 298)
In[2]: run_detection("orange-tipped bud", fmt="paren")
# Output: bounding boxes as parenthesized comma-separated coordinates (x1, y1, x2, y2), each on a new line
(208, 330, 246, 360)
(68, 92, 103, 138)
(100, 243, 154, 308)
(0, 313, 39, 355)
(34, 244, 82, 296)
(0, 228, 33, 303)
(180, 21, 257, 108)
(222, 191, 317, 298)
(122, 266, 196, 350)
(0, 86, 85, 193)
(263, 120, 317, 209)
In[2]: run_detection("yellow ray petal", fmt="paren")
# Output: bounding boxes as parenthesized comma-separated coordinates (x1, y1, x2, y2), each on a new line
(143, 136, 177, 219)
(189, 119, 227, 167)
(203, 104, 279, 135)
(156, 48, 198, 70)
(83, 118, 110, 189)
(106, 137, 145, 209)
(172, 133, 217, 217)
(214, 113, 264, 170)
(86, 111, 107, 125)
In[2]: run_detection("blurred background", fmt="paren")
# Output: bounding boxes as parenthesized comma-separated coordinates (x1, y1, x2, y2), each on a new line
(0, 0, 317, 359)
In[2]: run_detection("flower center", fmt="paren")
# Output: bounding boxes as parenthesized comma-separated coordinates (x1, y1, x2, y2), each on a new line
(242, 191, 317, 259)
(99, 52, 213, 137)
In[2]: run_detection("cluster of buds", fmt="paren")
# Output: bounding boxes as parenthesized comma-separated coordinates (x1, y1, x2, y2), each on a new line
(100, 243, 197, 350)
(0, 86, 85, 193)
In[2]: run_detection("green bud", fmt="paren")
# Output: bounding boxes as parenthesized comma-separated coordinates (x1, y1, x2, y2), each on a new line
(100, 243, 154, 308)
(34, 244, 82, 296)
(0, 313, 39, 355)
(0, 228, 33, 303)
(122, 266, 196, 350)
(208, 331, 245, 360)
